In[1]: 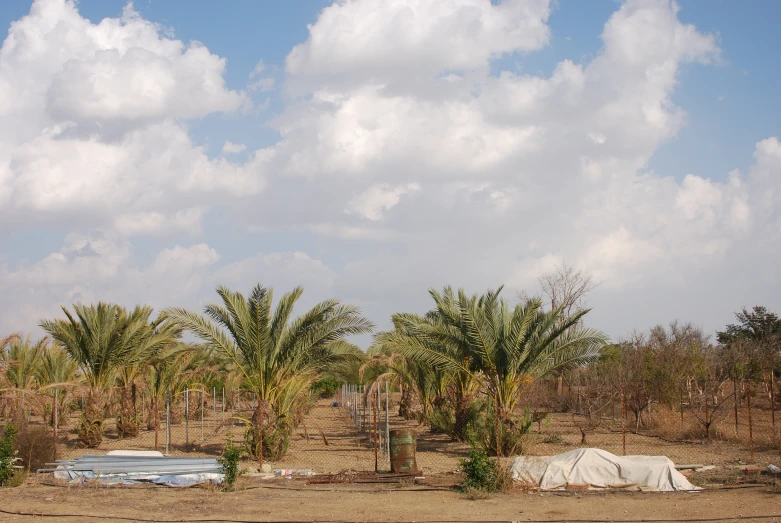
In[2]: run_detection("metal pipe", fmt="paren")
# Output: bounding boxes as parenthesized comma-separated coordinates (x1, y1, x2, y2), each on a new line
(385, 380, 390, 461)
(166, 390, 171, 455)
(185, 388, 189, 448)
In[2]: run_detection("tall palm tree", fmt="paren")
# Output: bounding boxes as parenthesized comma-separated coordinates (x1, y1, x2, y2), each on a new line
(41, 303, 181, 447)
(376, 286, 608, 452)
(163, 283, 373, 468)
(1, 334, 45, 423)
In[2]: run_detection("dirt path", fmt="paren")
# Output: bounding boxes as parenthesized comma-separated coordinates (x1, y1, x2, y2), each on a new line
(2, 480, 780, 522)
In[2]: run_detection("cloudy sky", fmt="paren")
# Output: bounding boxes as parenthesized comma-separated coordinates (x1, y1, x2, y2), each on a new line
(0, 0, 779, 346)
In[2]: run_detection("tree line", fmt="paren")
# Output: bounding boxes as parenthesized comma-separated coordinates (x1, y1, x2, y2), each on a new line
(1, 267, 779, 464)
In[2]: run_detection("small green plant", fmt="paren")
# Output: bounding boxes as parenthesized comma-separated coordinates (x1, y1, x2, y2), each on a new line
(0, 423, 19, 487)
(218, 440, 242, 492)
(459, 427, 505, 495)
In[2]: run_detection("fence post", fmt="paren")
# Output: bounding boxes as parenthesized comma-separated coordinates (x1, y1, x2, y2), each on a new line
(621, 387, 626, 456)
(213, 387, 217, 432)
(385, 380, 390, 461)
(747, 380, 755, 463)
(53, 387, 59, 444)
(377, 382, 382, 452)
(166, 389, 171, 455)
(201, 389, 204, 442)
(222, 387, 225, 413)
(373, 386, 379, 473)
(185, 387, 190, 449)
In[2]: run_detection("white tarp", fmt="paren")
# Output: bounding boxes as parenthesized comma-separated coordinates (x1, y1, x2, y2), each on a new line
(510, 448, 700, 491)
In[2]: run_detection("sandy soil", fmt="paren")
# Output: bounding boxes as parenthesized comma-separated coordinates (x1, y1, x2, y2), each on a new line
(2, 478, 781, 522)
(12, 396, 781, 475)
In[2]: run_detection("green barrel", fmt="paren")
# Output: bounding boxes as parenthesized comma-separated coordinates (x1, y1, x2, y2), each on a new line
(389, 429, 418, 474)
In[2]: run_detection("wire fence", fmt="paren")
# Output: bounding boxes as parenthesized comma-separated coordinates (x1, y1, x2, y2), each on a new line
(1, 381, 779, 475)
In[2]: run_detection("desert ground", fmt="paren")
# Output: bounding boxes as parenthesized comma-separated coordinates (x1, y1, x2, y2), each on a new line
(2, 476, 781, 523)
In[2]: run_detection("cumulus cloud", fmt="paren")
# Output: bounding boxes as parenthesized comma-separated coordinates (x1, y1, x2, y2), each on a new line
(0, 0, 263, 235)
(346, 182, 421, 220)
(222, 141, 247, 154)
(1, 0, 779, 342)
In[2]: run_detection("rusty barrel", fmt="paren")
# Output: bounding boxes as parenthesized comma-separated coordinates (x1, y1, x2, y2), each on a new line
(389, 429, 418, 474)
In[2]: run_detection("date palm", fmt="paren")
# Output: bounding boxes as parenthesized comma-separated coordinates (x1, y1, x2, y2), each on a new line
(41, 303, 181, 447)
(1, 334, 45, 423)
(377, 286, 608, 452)
(35, 343, 79, 428)
(163, 283, 373, 468)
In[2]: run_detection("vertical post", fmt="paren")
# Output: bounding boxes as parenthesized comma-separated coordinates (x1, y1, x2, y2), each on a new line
(166, 390, 171, 455)
(377, 382, 382, 452)
(734, 378, 739, 436)
(222, 387, 225, 413)
(385, 380, 390, 461)
(53, 388, 59, 443)
(213, 387, 217, 432)
(373, 386, 379, 473)
(747, 380, 755, 463)
(621, 387, 627, 456)
(201, 389, 204, 442)
(185, 388, 190, 448)
(770, 370, 776, 447)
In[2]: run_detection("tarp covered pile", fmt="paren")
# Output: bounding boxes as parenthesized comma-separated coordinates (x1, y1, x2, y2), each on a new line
(39, 450, 224, 487)
(509, 448, 700, 491)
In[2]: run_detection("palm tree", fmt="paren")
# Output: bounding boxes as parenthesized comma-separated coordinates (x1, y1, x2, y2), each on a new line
(376, 286, 608, 453)
(41, 303, 181, 447)
(1, 334, 45, 423)
(146, 344, 207, 450)
(35, 343, 79, 430)
(163, 283, 373, 468)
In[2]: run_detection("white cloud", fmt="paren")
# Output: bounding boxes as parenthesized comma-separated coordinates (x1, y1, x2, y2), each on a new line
(0, 0, 263, 234)
(222, 141, 247, 154)
(347, 182, 421, 220)
(286, 0, 552, 91)
(1, 0, 780, 343)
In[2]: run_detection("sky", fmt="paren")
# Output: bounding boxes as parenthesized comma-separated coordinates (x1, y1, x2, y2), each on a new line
(0, 0, 780, 347)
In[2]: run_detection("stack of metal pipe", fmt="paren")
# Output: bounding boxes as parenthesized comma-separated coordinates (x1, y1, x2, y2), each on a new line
(39, 453, 223, 487)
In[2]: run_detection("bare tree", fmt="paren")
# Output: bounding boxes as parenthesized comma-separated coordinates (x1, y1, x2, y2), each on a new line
(538, 263, 599, 316)
(521, 263, 599, 394)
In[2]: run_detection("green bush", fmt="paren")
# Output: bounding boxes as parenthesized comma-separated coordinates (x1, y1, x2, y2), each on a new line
(244, 419, 292, 462)
(0, 423, 19, 487)
(459, 428, 506, 494)
(310, 377, 341, 399)
(218, 440, 242, 492)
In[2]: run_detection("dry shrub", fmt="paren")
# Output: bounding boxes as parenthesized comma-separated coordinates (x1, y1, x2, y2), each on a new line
(644, 407, 730, 442)
(15, 424, 57, 471)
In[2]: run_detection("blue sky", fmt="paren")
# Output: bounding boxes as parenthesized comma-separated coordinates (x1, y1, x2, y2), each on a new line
(0, 0, 779, 344)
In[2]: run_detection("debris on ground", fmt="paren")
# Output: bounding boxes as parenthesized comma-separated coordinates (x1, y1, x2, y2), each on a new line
(38, 451, 223, 487)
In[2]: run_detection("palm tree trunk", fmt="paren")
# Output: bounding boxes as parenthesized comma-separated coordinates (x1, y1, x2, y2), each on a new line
(256, 400, 263, 471)
(79, 389, 104, 448)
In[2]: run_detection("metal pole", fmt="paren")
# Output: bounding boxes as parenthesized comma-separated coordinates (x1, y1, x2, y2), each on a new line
(166, 390, 171, 455)
(375, 381, 385, 448)
(201, 389, 204, 442)
(385, 380, 390, 461)
(53, 387, 59, 443)
(213, 387, 217, 432)
(185, 388, 189, 448)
